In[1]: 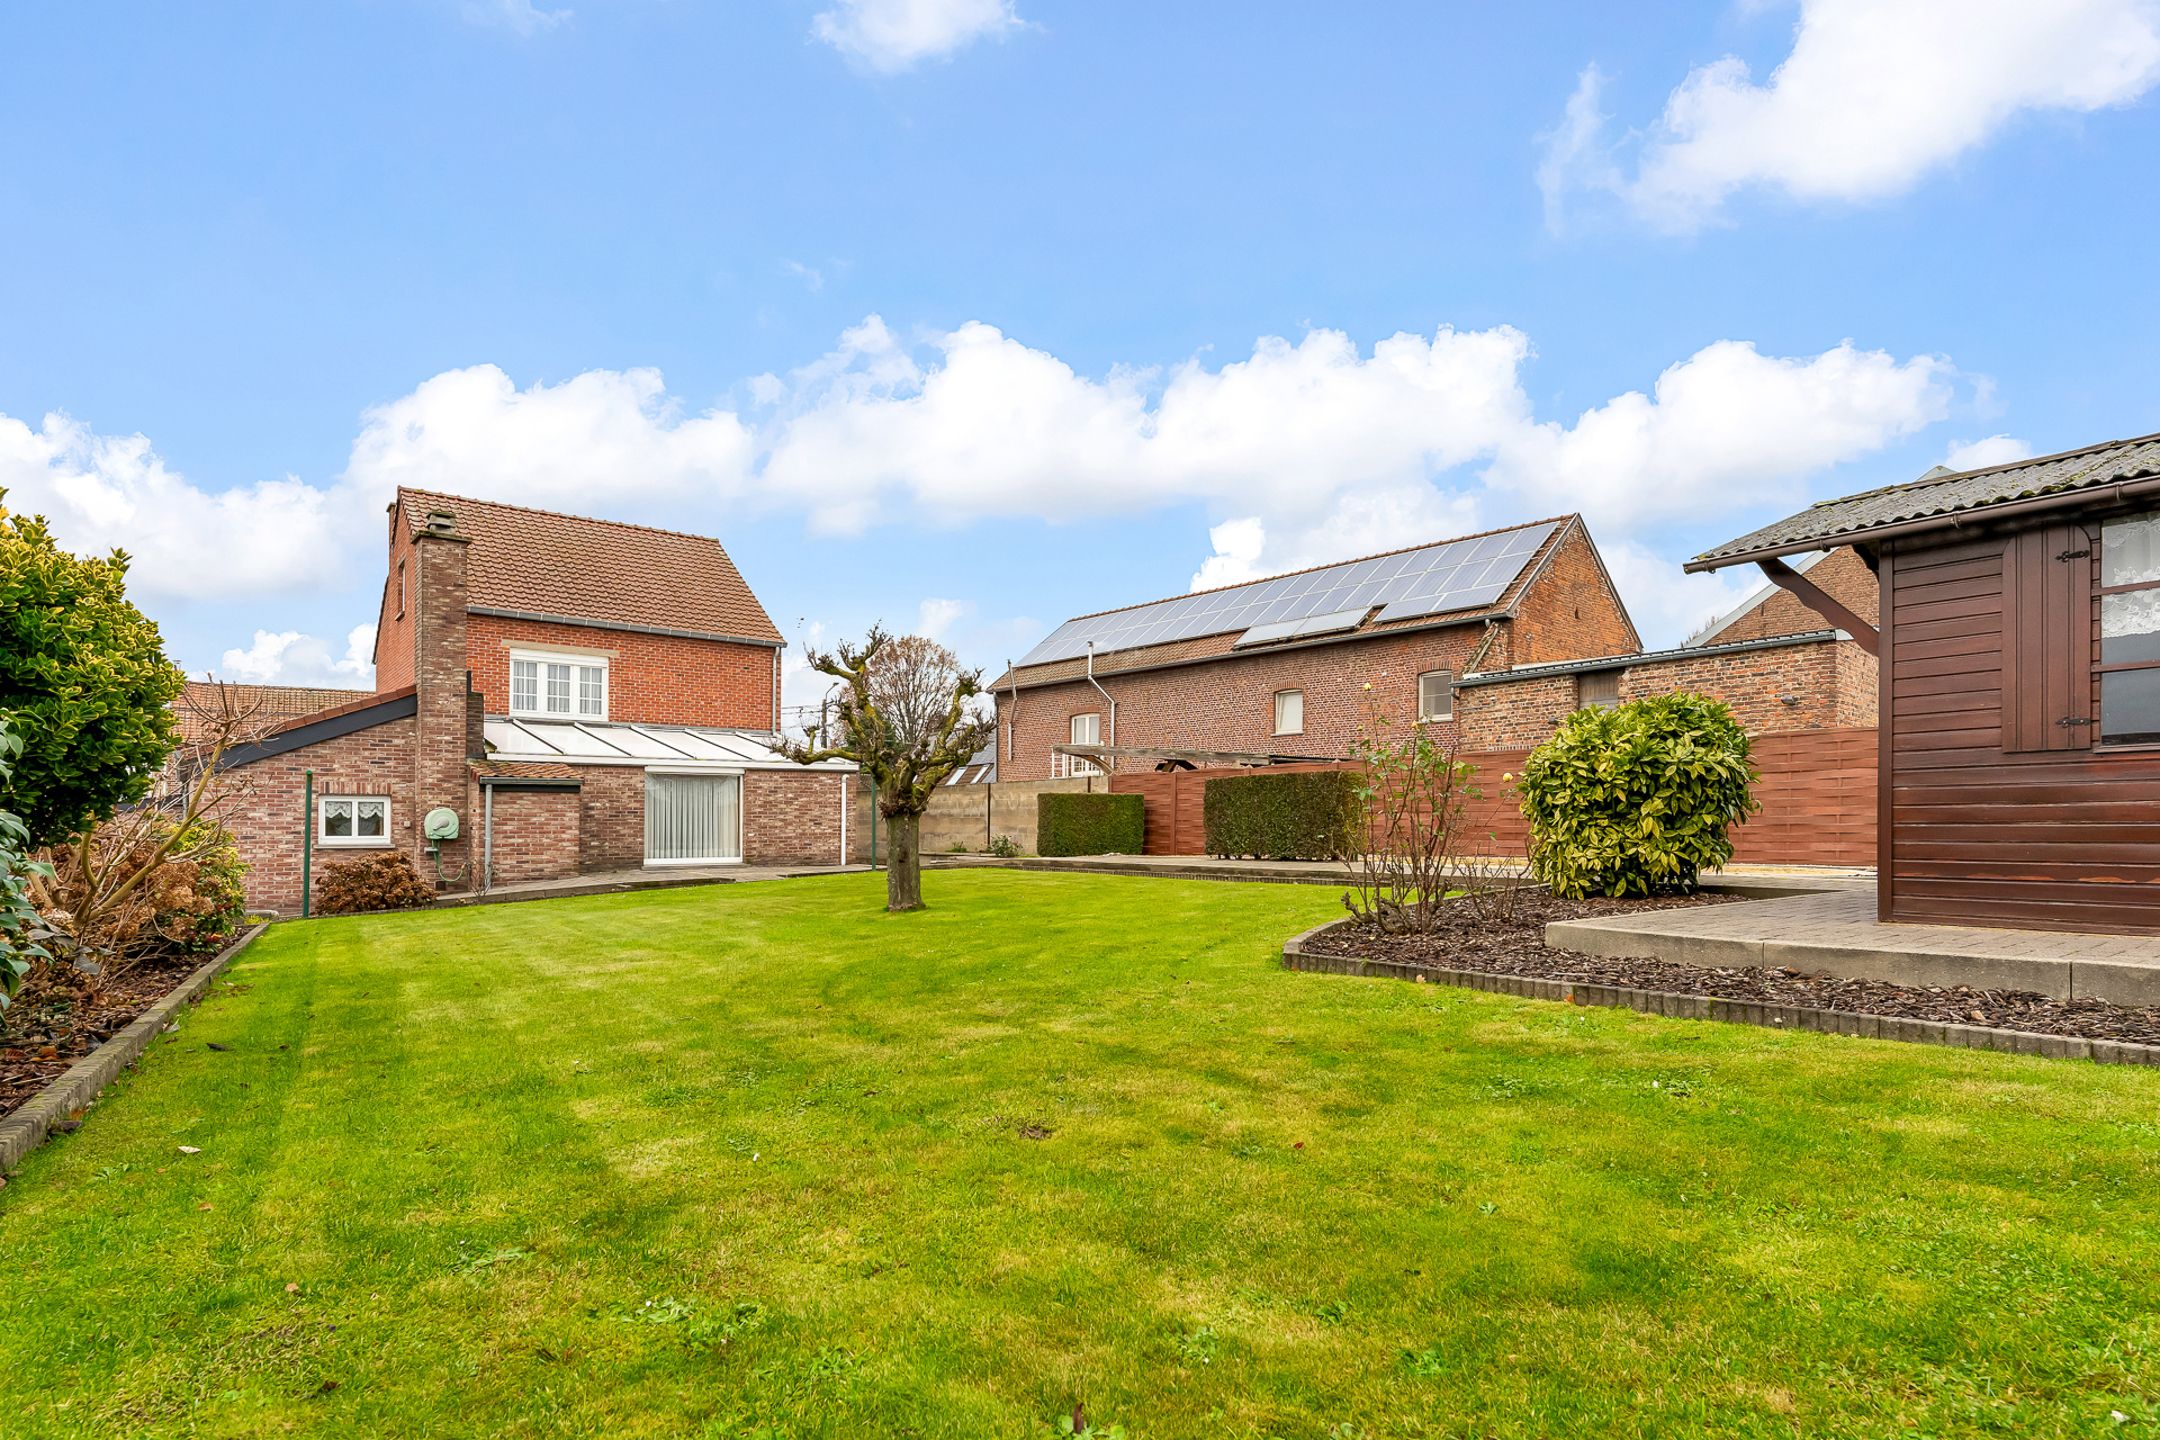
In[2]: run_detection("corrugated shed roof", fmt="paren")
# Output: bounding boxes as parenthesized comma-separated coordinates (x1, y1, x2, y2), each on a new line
(397, 488, 783, 642)
(1691, 432, 2160, 569)
(175, 680, 371, 746)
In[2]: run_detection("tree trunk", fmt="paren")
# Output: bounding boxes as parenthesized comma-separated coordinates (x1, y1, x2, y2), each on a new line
(884, 811, 925, 913)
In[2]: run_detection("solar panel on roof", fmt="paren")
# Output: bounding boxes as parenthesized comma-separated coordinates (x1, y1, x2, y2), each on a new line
(1016, 520, 1560, 667)
(1232, 607, 1369, 649)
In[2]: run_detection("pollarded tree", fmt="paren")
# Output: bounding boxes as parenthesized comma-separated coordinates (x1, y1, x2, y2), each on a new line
(0, 495, 185, 847)
(777, 628, 994, 913)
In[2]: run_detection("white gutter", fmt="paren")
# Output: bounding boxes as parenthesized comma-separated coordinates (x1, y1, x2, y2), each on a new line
(1084, 641, 1117, 750)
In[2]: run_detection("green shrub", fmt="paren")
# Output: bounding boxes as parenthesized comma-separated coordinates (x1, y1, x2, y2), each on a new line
(1203, 770, 1361, 860)
(986, 833, 1021, 858)
(316, 852, 438, 915)
(1037, 793, 1144, 857)
(0, 498, 185, 847)
(1519, 692, 1759, 898)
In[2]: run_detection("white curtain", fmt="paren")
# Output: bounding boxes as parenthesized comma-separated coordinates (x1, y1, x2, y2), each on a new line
(645, 773, 742, 862)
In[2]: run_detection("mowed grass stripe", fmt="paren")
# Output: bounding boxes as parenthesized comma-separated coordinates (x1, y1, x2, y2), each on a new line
(1, 869, 2157, 1438)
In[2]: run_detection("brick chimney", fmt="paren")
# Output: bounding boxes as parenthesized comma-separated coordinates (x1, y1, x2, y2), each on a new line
(410, 508, 475, 890)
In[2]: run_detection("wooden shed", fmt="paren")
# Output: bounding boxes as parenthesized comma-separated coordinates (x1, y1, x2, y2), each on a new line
(1691, 432, 2160, 935)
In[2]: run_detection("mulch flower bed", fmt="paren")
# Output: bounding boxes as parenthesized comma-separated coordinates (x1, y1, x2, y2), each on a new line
(1306, 889, 2160, 1047)
(0, 952, 206, 1120)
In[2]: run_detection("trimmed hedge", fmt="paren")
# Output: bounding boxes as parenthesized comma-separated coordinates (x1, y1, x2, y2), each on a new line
(1203, 770, 1361, 860)
(1037, 792, 1146, 857)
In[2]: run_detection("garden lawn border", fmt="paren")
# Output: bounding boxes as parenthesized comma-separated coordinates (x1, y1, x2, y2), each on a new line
(1281, 917, 2160, 1066)
(0, 921, 267, 1176)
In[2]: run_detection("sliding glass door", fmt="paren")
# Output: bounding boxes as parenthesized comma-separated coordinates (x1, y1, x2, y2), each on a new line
(644, 772, 742, 864)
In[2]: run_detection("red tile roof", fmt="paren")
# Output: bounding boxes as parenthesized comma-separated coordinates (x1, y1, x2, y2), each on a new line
(471, 759, 580, 781)
(396, 488, 783, 644)
(175, 680, 371, 746)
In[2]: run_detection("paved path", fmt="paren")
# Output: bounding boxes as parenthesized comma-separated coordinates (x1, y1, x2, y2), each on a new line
(1549, 886, 2160, 1005)
(435, 862, 869, 908)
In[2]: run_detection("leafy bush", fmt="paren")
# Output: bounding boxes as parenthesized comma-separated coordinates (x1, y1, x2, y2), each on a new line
(0, 497, 185, 846)
(0, 720, 54, 1012)
(986, 833, 1021, 859)
(1519, 692, 1759, 898)
(1037, 793, 1144, 857)
(315, 851, 438, 915)
(1203, 770, 1360, 860)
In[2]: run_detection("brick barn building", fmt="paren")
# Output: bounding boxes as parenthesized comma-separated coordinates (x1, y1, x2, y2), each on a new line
(211, 489, 852, 913)
(992, 515, 1641, 780)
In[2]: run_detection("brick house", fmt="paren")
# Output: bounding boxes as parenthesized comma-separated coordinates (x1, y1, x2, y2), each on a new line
(213, 490, 852, 913)
(992, 515, 1642, 779)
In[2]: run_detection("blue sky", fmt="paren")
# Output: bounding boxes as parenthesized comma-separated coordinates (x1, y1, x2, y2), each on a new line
(4, 0, 2158, 717)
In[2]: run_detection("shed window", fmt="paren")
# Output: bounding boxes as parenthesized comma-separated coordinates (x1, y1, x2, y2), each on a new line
(2099, 512, 2160, 744)
(1273, 689, 1304, 736)
(1578, 670, 1620, 709)
(319, 796, 390, 847)
(1417, 669, 1453, 722)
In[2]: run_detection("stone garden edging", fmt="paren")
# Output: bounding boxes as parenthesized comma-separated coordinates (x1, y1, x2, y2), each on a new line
(1281, 917, 2160, 1067)
(0, 921, 268, 1176)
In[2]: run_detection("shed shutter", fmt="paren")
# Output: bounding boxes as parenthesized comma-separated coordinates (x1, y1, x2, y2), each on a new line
(2001, 523, 2093, 752)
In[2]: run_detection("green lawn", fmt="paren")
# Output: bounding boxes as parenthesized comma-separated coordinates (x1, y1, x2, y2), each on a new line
(4, 871, 2160, 1438)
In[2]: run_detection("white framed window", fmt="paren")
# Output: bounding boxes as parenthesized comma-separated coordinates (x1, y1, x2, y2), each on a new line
(509, 650, 608, 720)
(1417, 669, 1454, 722)
(1273, 689, 1304, 736)
(1058, 712, 1102, 777)
(318, 795, 391, 848)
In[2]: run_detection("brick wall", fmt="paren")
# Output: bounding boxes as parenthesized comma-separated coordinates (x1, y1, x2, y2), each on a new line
(745, 770, 851, 866)
(411, 530, 477, 885)
(997, 625, 1493, 781)
(480, 786, 583, 883)
(577, 765, 647, 872)
(1508, 521, 1641, 665)
(993, 518, 1645, 782)
(214, 716, 418, 913)
(1703, 546, 1878, 643)
(465, 613, 777, 729)
(1454, 636, 1867, 752)
(372, 514, 417, 693)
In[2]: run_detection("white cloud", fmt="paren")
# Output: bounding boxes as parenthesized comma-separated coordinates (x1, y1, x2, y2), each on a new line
(344, 364, 755, 511)
(782, 259, 825, 294)
(812, 0, 1021, 73)
(1486, 339, 1953, 528)
(1942, 433, 2034, 472)
(1601, 541, 1758, 652)
(465, 0, 568, 37)
(1543, 0, 2160, 232)
(0, 411, 345, 598)
(4, 317, 1964, 657)
(916, 597, 969, 640)
(213, 624, 377, 688)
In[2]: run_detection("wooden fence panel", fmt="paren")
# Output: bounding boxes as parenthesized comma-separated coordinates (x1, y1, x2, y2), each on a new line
(1107, 729, 1877, 868)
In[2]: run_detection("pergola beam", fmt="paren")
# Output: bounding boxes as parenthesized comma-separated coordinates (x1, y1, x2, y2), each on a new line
(1756, 556, 1879, 656)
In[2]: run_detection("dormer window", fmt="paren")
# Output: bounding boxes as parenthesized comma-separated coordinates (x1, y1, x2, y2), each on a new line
(510, 650, 607, 720)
